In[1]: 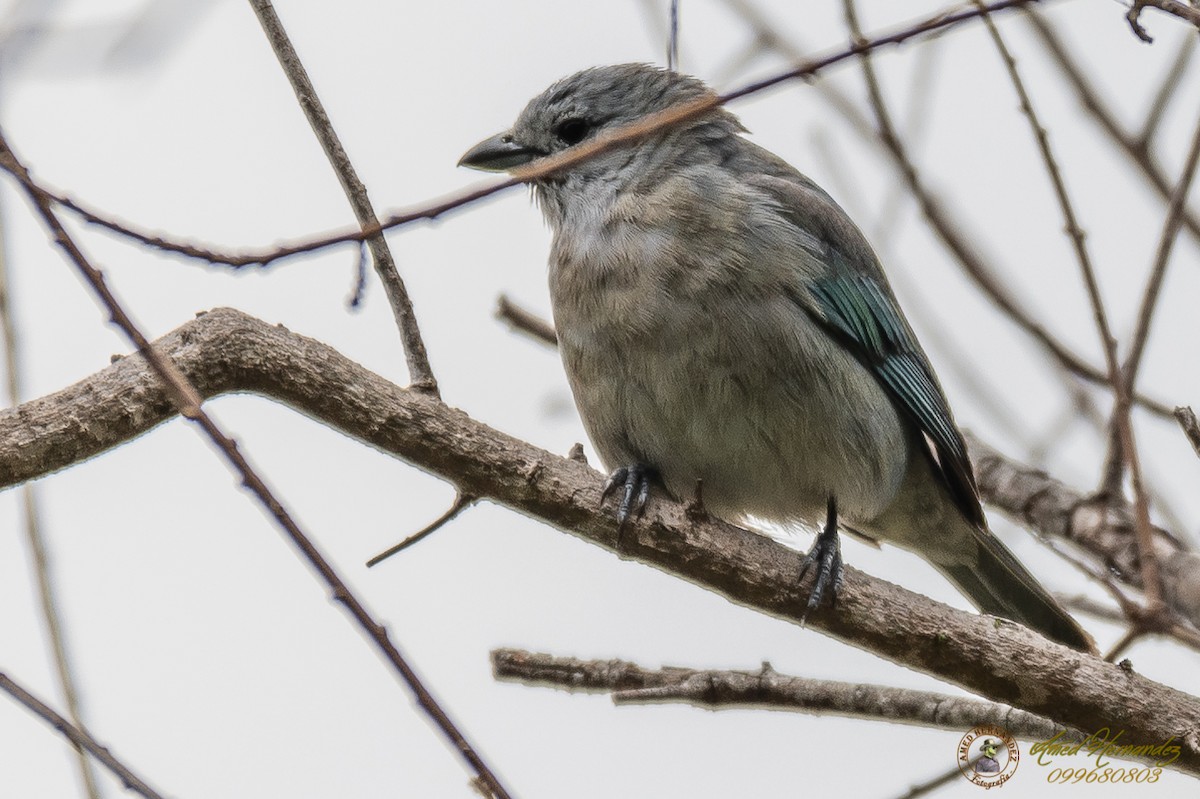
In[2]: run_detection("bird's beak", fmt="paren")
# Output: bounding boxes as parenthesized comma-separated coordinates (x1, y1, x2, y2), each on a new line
(457, 132, 543, 172)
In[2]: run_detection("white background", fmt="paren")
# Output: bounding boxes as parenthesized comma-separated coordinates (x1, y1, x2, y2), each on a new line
(1, 0, 1198, 796)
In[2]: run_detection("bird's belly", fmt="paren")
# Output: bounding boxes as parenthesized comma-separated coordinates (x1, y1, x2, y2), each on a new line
(557, 302, 911, 527)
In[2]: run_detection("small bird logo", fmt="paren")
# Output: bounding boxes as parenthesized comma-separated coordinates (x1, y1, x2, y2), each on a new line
(975, 738, 1003, 774)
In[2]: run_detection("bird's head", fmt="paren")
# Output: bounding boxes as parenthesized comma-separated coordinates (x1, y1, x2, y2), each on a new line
(458, 64, 742, 224)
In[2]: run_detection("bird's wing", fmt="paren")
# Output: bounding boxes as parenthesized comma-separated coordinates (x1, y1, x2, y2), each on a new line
(747, 169, 985, 529)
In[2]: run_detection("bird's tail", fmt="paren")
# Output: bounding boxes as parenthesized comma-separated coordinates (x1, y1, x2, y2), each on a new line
(932, 525, 1094, 652)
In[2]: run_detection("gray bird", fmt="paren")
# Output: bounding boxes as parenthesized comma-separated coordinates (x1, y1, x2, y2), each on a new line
(459, 63, 1092, 651)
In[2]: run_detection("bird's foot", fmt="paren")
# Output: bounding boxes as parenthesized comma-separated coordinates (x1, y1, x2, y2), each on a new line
(600, 464, 656, 530)
(798, 496, 843, 621)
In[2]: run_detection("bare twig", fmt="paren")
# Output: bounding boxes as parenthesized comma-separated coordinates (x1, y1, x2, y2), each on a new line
(1056, 593, 1126, 625)
(668, 0, 680, 71)
(247, 0, 438, 394)
(1025, 10, 1200, 250)
(0, 671, 167, 799)
(972, 0, 1164, 613)
(1105, 111, 1200, 535)
(8, 310, 1200, 773)
(1126, 0, 1200, 43)
(495, 295, 557, 347)
(967, 433, 1200, 632)
(491, 649, 1077, 741)
(1122, 111, 1200, 395)
(1177, 406, 1200, 459)
(367, 492, 477, 566)
(720, 0, 1175, 422)
(0, 199, 102, 799)
(1105, 627, 1146, 661)
(0, 133, 513, 799)
(1138, 33, 1196, 147)
(47, 1, 1043, 272)
(893, 760, 976, 799)
(1043, 536, 1200, 654)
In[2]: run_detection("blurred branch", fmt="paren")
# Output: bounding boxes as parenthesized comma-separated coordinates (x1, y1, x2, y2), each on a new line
(42, 1, 1046, 267)
(1125, 0, 1200, 43)
(893, 761, 978, 799)
(1122, 110, 1200, 400)
(5, 309, 1200, 774)
(0, 133, 513, 799)
(496, 295, 558, 347)
(966, 432, 1200, 635)
(0, 671, 166, 799)
(0, 197, 101, 799)
(1105, 106, 1200, 525)
(491, 649, 1078, 741)
(668, 0, 680, 71)
(247, 0, 438, 394)
(729, 0, 1171, 419)
(972, 0, 1165, 618)
(1025, 10, 1200, 248)
(1177, 406, 1200, 459)
(1139, 33, 1196, 146)
(1057, 593, 1126, 625)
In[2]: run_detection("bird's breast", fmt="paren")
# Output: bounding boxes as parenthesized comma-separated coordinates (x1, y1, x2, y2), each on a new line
(546, 204, 909, 527)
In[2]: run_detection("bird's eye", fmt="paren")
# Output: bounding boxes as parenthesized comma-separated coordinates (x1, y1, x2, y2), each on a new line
(553, 118, 590, 145)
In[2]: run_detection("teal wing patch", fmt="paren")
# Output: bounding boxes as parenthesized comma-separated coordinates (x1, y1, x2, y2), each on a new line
(810, 271, 985, 528)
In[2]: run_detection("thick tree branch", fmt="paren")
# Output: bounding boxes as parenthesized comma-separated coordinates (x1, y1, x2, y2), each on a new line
(4, 309, 1200, 773)
(494, 286, 1200, 633)
(491, 649, 1078, 742)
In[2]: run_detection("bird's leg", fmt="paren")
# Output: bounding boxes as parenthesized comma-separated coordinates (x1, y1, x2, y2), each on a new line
(600, 464, 656, 531)
(798, 495, 843, 620)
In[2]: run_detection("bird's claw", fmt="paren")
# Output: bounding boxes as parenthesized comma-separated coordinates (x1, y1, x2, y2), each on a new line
(601, 464, 655, 528)
(798, 498, 843, 620)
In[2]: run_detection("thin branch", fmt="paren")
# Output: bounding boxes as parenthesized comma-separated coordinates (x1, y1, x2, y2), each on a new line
(1126, 0, 1200, 43)
(490, 649, 1078, 741)
(668, 0, 680, 71)
(44, 1, 1042, 271)
(892, 760, 975, 799)
(1041, 534, 1200, 653)
(0, 671, 167, 799)
(1025, 10, 1200, 252)
(0, 133, 513, 799)
(5, 309, 1200, 773)
(0, 197, 102, 799)
(367, 492, 477, 567)
(495, 295, 557, 347)
(246, 0, 438, 394)
(966, 433, 1200, 631)
(1122, 108, 1200, 393)
(1105, 627, 1145, 661)
(1138, 33, 1196, 147)
(1056, 593, 1126, 625)
(722, 0, 1176, 421)
(972, 0, 1164, 613)
(1177, 406, 1200, 459)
